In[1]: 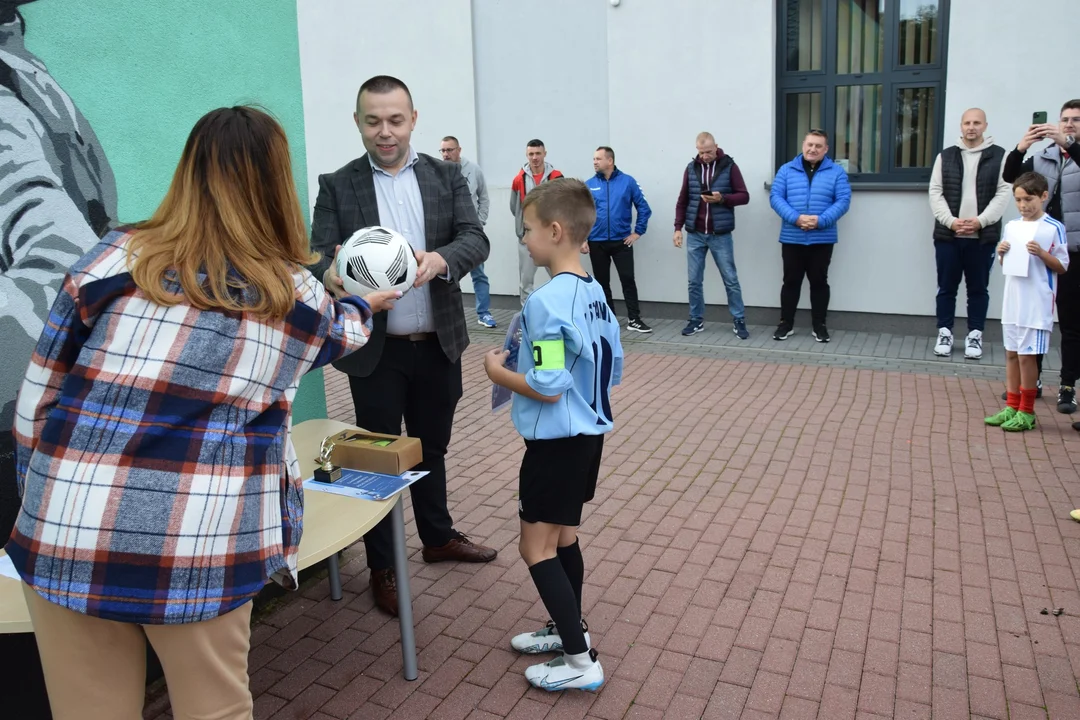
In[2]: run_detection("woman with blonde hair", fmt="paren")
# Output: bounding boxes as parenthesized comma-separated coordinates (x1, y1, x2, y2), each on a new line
(5, 106, 399, 719)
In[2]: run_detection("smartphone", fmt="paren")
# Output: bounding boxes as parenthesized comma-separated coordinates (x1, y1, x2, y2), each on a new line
(1033, 111, 1048, 125)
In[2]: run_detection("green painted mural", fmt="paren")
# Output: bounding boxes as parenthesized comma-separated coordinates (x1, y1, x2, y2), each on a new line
(15, 0, 328, 422)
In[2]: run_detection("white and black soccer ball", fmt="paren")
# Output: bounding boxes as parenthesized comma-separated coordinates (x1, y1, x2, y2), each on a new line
(335, 226, 417, 297)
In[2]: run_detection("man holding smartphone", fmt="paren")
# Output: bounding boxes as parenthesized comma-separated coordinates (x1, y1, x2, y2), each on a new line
(927, 108, 1012, 361)
(673, 132, 751, 338)
(1003, 100, 1080, 420)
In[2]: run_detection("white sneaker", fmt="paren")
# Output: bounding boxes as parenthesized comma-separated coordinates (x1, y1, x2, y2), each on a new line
(524, 650, 604, 692)
(510, 620, 592, 654)
(965, 330, 983, 359)
(934, 328, 953, 356)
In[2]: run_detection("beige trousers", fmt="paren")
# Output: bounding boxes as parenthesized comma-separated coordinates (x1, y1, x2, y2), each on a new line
(23, 584, 253, 720)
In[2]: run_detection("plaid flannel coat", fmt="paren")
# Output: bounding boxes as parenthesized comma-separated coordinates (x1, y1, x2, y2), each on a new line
(309, 152, 489, 377)
(6, 230, 373, 624)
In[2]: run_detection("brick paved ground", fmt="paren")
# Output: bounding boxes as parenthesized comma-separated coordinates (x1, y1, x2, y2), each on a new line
(144, 318, 1080, 720)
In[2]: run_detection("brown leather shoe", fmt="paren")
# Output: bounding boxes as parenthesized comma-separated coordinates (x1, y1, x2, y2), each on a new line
(370, 569, 398, 617)
(422, 534, 497, 564)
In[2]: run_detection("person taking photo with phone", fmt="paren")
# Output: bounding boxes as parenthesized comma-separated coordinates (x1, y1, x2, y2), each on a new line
(673, 132, 751, 339)
(1003, 100, 1080, 421)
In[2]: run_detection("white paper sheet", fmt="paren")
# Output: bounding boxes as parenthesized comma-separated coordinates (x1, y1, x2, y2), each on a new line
(492, 312, 522, 413)
(1002, 222, 1038, 277)
(303, 470, 428, 502)
(0, 552, 19, 581)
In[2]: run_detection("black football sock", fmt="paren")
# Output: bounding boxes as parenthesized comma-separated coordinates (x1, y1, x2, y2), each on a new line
(528, 557, 588, 655)
(557, 540, 585, 617)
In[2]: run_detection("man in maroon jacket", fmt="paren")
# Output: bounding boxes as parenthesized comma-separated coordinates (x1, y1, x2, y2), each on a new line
(673, 132, 751, 338)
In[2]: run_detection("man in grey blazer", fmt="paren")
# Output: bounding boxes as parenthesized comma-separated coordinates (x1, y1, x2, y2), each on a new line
(310, 75, 496, 616)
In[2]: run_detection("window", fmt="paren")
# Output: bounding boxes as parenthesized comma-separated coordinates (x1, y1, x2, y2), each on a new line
(776, 0, 949, 184)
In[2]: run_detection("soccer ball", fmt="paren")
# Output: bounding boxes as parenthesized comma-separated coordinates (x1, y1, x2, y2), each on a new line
(336, 226, 417, 297)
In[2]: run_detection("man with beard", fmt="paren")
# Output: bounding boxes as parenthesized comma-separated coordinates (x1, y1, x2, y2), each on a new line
(311, 76, 497, 616)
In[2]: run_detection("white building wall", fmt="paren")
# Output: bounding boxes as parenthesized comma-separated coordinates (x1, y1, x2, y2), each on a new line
(296, 0, 477, 211)
(298, 0, 1077, 320)
(471, 0, 610, 297)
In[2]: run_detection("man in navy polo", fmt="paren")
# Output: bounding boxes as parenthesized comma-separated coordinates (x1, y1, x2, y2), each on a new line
(673, 132, 751, 339)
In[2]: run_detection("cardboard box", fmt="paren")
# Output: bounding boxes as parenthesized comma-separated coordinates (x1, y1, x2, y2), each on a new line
(327, 430, 422, 475)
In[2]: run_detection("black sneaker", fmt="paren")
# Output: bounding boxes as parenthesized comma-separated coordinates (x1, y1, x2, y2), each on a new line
(682, 321, 704, 336)
(1059, 386, 1077, 414)
(1002, 379, 1043, 401)
(627, 318, 652, 334)
(812, 325, 831, 343)
(733, 319, 750, 340)
(773, 322, 794, 341)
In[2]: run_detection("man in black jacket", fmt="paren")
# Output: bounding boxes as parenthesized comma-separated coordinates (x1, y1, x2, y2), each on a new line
(312, 76, 497, 615)
(1002, 100, 1080, 420)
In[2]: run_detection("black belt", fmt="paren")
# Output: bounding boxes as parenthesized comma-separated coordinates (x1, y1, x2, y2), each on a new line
(385, 332, 437, 342)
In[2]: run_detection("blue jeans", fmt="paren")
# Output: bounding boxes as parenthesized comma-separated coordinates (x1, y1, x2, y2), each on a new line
(470, 263, 491, 316)
(934, 238, 995, 332)
(687, 231, 744, 322)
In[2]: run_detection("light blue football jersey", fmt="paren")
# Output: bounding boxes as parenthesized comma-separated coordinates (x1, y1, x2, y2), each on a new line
(511, 272, 624, 440)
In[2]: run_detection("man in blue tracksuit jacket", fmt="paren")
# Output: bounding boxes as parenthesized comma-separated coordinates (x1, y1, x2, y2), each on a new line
(587, 146, 653, 333)
(769, 129, 851, 343)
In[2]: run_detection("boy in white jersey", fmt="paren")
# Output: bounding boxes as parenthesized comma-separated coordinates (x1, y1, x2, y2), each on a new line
(986, 172, 1069, 431)
(485, 178, 623, 692)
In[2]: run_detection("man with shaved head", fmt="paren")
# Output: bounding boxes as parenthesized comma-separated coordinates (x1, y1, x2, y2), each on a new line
(928, 108, 1012, 360)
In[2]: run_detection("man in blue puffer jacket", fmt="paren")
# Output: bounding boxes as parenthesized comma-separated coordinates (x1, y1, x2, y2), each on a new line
(587, 146, 653, 333)
(769, 129, 851, 343)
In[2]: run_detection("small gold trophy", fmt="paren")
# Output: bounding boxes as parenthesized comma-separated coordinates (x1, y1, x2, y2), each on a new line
(313, 436, 342, 484)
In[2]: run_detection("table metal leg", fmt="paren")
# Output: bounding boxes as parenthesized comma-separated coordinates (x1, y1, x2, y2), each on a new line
(327, 552, 343, 601)
(391, 495, 418, 681)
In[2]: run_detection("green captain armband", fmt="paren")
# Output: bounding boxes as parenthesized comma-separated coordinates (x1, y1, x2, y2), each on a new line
(531, 340, 566, 370)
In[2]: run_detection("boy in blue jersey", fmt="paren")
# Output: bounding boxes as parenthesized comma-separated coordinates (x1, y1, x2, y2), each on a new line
(986, 172, 1069, 431)
(485, 178, 624, 692)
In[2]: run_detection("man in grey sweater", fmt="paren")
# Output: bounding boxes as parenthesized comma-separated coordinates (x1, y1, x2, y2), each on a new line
(440, 136, 496, 327)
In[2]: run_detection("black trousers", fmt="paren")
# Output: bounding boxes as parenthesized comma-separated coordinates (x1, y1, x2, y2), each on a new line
(1, 432, 18, 544)
(0, 433, 52, 719)
(780, 243, 834, 326)
(348, 337, 461, 571)
(1058, 251, 1080, 387)
(588, 241, 640, 320)
(934, 238, 995, 333)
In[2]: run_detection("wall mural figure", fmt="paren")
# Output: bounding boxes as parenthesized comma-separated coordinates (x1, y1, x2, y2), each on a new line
(0, 0, 117, 542)
(2, 4, 118, 714)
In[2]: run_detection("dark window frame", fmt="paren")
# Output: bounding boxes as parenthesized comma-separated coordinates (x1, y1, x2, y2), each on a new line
(775, 0, 951, 185)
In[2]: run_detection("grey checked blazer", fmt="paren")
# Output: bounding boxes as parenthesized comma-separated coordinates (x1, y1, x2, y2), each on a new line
(309, 153, 490, 377)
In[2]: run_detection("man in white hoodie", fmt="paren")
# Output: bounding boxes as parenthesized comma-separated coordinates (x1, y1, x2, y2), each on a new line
(928, 108, 1012, 359)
